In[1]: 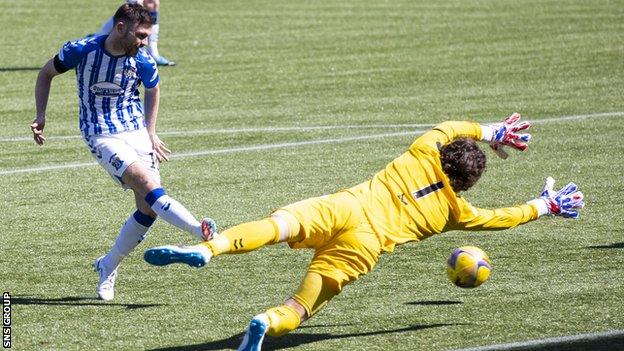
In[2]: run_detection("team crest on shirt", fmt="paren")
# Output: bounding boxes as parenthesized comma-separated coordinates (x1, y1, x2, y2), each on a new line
(90, 81, 124, 97)
(123, 66, 137, 79)
(109, 154, 124, 170)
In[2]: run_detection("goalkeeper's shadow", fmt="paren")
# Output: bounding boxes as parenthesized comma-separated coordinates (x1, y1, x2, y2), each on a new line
(147, 323, 455, 350)
(587, 242, 624, 249)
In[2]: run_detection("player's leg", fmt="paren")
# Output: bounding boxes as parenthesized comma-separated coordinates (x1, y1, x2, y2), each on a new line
(143, 0, 175, 66)
(238, 221, 382, 349)
(143, 191, 357, 268)
(143, 211, 297, 267)
(201, 191, 360, 258)
(86, 131, 215, 240)
(121, 161, 214, 241)
(238, 272, 340, 351)
(94, 204, 156, 301)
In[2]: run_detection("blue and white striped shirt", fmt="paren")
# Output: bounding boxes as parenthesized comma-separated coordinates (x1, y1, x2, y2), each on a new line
(57, 35, 159, 136)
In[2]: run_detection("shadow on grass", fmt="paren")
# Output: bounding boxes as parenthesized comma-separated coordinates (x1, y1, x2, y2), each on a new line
(406, 300, 462, 306)
(148, 323, 454, 350)
(12, 295, 163, 309)
(587, 242, 624, 249)
(0, 67, 41, 72)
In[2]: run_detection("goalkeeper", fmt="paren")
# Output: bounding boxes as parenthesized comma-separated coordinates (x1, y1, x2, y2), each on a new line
(144, 113, 584, 351)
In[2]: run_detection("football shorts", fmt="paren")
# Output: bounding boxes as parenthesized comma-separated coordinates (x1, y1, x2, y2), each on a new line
(83, 128, 160, 189)
(278, 191, 382, 291)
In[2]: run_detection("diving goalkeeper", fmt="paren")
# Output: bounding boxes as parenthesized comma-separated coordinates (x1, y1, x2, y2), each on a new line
(143, 113, 584, 351)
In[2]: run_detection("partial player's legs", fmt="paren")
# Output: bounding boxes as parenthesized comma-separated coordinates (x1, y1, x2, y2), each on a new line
(86, 130, 215, 300)
(122, 159, 215, 242)
(144, 213, 295, 267)
(143, 0, 175, 66)
(238, 272, 340, 351)
(238, 210, 381, 350)
(94, 207, 155, 301)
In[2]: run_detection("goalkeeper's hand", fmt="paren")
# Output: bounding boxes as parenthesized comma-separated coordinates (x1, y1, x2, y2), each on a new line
(530, 177, 585, 219)
(485, 112, 531, 159)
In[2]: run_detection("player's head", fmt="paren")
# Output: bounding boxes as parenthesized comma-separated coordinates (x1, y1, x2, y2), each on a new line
(440, 138, 486, 192)
(111, 3, 152, 56)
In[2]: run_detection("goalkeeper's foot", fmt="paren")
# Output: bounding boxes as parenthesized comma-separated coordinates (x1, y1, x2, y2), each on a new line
(237, 315, 269, 351)
(144, 245, 211, 268)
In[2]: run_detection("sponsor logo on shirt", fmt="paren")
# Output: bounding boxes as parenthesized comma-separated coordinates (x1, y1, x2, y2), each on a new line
(90, 81, 124, 97)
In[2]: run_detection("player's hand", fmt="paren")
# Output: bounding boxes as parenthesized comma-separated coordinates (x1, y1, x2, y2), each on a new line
(488, 112, 531, 159)
(30, 116, 47, 146)
(538, 176, 585, 219)
(149, 133, 171, 162)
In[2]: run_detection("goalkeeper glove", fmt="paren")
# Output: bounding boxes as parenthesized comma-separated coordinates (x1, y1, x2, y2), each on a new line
(529, 177, 585, 219)
(482, 112, 531, 159)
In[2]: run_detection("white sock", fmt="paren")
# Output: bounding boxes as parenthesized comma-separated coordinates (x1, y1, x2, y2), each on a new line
(148, 23, 160, 58)
(102, 210, 155, 269)
(146, 188, 202, 239)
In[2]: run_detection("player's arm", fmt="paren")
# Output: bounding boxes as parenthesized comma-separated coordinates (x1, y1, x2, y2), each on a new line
(449, 177, 585, 231)
(143, 84, 170, 162)
(32, 56, 66, 146)
(448, 197, 539, 231)
(140, 52, 169, 162)
(411, 121, 484, 153)
(411, 113, 530, 157)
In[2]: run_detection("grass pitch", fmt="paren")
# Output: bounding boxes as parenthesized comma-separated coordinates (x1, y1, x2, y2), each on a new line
(1, 0, 623, 350)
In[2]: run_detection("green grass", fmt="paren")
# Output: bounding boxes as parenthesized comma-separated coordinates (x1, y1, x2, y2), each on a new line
(1, 0, 623, 350)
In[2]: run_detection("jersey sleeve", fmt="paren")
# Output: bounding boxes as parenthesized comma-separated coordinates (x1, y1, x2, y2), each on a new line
(448, 196, 539, 231)
(137, 51, 160, 89)
(57, 38, 92, 71)
(410, 121, 483, 154)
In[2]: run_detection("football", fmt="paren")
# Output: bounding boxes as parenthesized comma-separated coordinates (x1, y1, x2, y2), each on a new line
(447, 246, 492, 288)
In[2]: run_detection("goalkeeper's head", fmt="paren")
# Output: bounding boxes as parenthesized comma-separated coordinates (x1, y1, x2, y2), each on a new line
(440, 138, 486, 192)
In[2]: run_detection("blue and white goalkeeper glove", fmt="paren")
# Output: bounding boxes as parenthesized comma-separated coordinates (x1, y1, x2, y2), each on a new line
(482, 112, 532, 159)
(529, 177, 585, 219)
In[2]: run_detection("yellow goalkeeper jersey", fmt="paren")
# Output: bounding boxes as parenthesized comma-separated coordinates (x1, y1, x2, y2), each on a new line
(347, 121, 539, 252)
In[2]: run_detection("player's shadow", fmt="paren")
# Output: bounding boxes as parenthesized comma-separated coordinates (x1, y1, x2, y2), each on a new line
(587, 242, 624, 249)
(405, 300, 462, 306)
(0, 67, 41, 72)
(148, 323, 454, 350)
(12, 295, 163, 309)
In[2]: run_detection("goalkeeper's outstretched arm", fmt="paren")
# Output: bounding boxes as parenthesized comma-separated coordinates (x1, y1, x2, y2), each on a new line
(449, 177, 586, 231)
(410, 112, 531, 157)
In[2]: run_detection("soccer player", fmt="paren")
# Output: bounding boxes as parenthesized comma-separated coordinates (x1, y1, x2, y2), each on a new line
(31, 3, 216, 301)
(98, 0, 175, 66)
(143, 114, 585, 350)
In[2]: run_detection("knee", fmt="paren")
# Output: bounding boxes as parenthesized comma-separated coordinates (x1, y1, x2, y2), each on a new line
(123, 163, 160, 197)
(272, 211, 301, 242)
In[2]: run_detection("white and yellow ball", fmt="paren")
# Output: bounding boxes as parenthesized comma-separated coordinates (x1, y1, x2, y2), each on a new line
(446, 246, 491, 288)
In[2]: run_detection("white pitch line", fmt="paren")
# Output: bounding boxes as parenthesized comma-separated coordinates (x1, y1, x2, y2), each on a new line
(0, 130, 420, 176)
(451, 329, 624, 351)
(1, 111, 622, 176)
(0, 124, 436, 143)
(528, 111, 624, 124)
(2, 111, 622, 143)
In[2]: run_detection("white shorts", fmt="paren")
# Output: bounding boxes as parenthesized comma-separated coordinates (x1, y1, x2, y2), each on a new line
(83, 129, 161, 189)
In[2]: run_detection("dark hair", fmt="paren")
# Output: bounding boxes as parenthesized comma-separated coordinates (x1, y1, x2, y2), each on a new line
(113, 3, 152, 28)
(440, 138, 486, 192)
